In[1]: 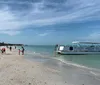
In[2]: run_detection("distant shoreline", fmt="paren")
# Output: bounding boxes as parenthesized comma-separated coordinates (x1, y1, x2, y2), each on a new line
(0, 42, 23, 46)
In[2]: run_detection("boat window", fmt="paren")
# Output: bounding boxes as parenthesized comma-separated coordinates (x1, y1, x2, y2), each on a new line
(90, 45, 94, 47)
(59, 46, 64, 51)
(69, 46, 73, 51)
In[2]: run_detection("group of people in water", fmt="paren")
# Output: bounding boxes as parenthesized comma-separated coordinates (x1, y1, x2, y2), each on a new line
(0, 46, 25, 55)
(18, 46, 25, 55)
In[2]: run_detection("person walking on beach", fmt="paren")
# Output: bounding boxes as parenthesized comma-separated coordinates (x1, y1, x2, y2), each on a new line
(10, 46, 12, 51)
(22, 46, 25, 55)
(3, 48, 6, 53)
(18, 49, 20, 55)
(1, 48, 6, 54)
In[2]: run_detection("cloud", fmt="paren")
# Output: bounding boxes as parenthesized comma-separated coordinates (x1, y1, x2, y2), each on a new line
(14, 0, 100, 25)
(0, 30, 20, 36)
(37, 29, 55, 36)
(79, 32, 100, 42)
(87, 32, 100, 40)
(0, 0, 100, 35)
(0, 7, 24, 30)
(38, 33, 49, 36)
(0, 7, 23, 35)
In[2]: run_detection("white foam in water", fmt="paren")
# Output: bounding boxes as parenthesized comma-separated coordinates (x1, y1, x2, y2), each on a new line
(90, 71, 100, 76)
(53, 57, 100, 71)
(90, 71, 98, 76)
(26, 50, 100, 78)
(26, 51, 39, 55)
(90, 71, 100, 80)
(26, 51, 50, 59)
(53, 57, 100, 79)
(27, 51, 100, 71)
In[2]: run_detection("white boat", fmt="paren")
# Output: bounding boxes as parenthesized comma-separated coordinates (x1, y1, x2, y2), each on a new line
(55, 41, 100, 55)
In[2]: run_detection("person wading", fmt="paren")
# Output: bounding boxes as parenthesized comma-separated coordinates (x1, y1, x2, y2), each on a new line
(22, 47, 25, 55)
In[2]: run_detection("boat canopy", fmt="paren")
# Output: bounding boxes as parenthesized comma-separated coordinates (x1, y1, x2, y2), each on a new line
(72, 41, 100, 44)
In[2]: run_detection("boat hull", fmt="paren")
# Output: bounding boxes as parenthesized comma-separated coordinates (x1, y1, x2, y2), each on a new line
(56, 51, 100, 55)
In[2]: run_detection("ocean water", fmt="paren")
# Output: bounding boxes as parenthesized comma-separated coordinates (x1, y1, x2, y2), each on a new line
(24, 45, 100, 69)
(23, 45, 100, 85)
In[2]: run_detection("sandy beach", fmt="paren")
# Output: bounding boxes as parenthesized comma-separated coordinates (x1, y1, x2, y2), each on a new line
(0, 47, 100, 85)
(0, 48, 68, 85)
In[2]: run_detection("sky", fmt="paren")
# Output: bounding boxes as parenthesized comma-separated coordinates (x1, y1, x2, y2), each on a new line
(0, 0, 100, 45)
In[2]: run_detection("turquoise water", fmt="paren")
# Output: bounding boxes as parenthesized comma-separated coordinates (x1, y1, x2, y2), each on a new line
(18, 45, 100, 85)
(24, 45, 100, 69)
(24, 45, 55, 56)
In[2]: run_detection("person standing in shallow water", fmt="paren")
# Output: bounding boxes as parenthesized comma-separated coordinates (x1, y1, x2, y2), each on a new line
(55, 44, 59, 51)
(22, 46, 25, 55)
(15, 46, 16, 49)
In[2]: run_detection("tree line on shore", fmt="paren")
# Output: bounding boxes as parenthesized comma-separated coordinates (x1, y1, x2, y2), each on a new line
(0, 42, 23, 46)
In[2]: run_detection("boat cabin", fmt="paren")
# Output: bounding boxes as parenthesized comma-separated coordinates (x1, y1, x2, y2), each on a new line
(56, 41, 100, 55)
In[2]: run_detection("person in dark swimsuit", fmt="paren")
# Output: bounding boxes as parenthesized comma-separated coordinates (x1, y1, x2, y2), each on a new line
(15, 46, 16, 49)
(22, 47, 25, 55)
(10, 46, 12, 51)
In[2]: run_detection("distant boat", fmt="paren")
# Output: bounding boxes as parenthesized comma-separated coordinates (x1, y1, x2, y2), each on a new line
(55, 41, 100, 55)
